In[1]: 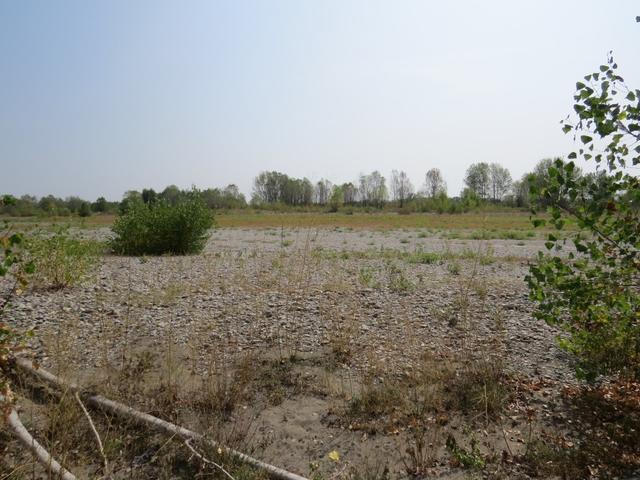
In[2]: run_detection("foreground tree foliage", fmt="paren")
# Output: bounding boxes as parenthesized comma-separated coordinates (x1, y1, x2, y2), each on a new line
(527, 53, 640, 380)
(0, 196, 34, 402)
(111, 192, 214, 255)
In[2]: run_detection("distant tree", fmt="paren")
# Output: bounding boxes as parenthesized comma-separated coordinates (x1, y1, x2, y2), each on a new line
(65, 196, 84, 213)
(390, 170, 414, 207)
(488, 163, 512, 201)
(252, 171, 315, 206)
(160, 185, 182, 205)
(78, 202, 91, 217)
(315, 179, 333, 205)
(464, 162, 491, 199)
(119, 190, 142, 214)
(358, 171, 387, 207)
(38, 195, 63, 215)
(510, 175, 531, 208)
(341, 182, 358, 205)
(460, 188, 481, 209)
(93, 196, 108, 213)
(142, 188, 158, 206)
(252, 171, 284, 204)
(328, 185, 343, 212)
(424, 168, 447, 198)
(222, 184, 247, 208)
(301, 179, 314, 205)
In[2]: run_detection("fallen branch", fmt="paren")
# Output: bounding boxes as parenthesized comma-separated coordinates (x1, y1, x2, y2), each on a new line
(1, 394, 77, 480)
(14, 357, 308, 480)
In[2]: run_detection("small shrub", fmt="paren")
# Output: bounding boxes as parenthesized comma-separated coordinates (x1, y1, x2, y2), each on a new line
(408, 251, 440, 264)
(446, 434, 485, 470)
(403, 421, 442, 476)
(26, 228, 102, 290)
(445, 357, 508, 419)
(358, 267, 379, 288)
(110, 194, 214, 255)
(346, 380, 405, 429)
(386, 263, 414, 293)
(447, 261, 461, 275)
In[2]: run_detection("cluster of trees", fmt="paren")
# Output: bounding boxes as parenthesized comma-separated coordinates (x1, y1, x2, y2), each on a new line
(2, 159, 605, 218)
(121, 184, 247, 212)
(0, 194, 115, 217)
(463, 162, 512, 201)
(251, 171, 393, 210)
(0, 184, 248, 218)
(250, 164, 511, 212)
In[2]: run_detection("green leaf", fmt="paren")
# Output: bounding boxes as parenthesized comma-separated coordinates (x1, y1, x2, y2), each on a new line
(532, 219, 546, 228)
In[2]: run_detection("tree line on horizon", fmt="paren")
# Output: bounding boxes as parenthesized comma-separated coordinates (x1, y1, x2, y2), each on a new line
(1, 158, 600, 217)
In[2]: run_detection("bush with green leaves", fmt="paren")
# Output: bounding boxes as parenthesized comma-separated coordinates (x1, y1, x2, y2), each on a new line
(110, 193, 215, 255)
(527, 53, 639, 380)
(26, 228, 103, 290)
(1, 196, 34, 401)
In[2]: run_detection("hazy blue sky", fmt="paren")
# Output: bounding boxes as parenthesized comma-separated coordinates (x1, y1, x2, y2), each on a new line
(1, 1, 638, 200)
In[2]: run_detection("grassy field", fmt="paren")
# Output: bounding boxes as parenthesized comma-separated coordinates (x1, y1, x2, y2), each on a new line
(4, 210, 560, 232)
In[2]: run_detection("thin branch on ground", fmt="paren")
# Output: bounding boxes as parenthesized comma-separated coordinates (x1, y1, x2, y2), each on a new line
(74, 391, 109, 475)
(184, 438, 236, 480)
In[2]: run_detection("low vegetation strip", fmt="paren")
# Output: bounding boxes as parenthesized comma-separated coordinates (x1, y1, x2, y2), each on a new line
(3, 210, 558, 233)
(214, 211, 545, 230)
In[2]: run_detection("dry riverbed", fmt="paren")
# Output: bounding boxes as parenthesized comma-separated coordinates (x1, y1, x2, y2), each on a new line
(4, 227, 634, 479)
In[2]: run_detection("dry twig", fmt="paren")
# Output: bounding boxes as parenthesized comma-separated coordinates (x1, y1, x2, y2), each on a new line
(184, 438, 236, 480)
(75, 391, 109, 474)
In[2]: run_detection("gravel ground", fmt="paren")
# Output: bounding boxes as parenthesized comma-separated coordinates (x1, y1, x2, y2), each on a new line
(9, 227, 572, 381)
(4, 227, 579, 478)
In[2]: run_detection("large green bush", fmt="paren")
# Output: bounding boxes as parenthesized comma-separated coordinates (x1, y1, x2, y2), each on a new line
(110, 194, 215, 255)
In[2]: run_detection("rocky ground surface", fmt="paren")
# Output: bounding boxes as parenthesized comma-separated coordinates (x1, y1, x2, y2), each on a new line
(3, 227, 583, 479)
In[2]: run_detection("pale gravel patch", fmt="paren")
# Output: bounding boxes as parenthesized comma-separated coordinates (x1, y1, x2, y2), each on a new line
(8, 227, 574, 385)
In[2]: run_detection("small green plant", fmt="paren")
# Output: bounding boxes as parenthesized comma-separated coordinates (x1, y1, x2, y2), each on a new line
(447, 261, 461, 275)
(111, 192, 214, 255)
(358, 267, 378, 288)
(386, 262, 414, 293)
(26, 227, 102, 290)
(408, 251, 440, 264)
(446, 434, 485, 470)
